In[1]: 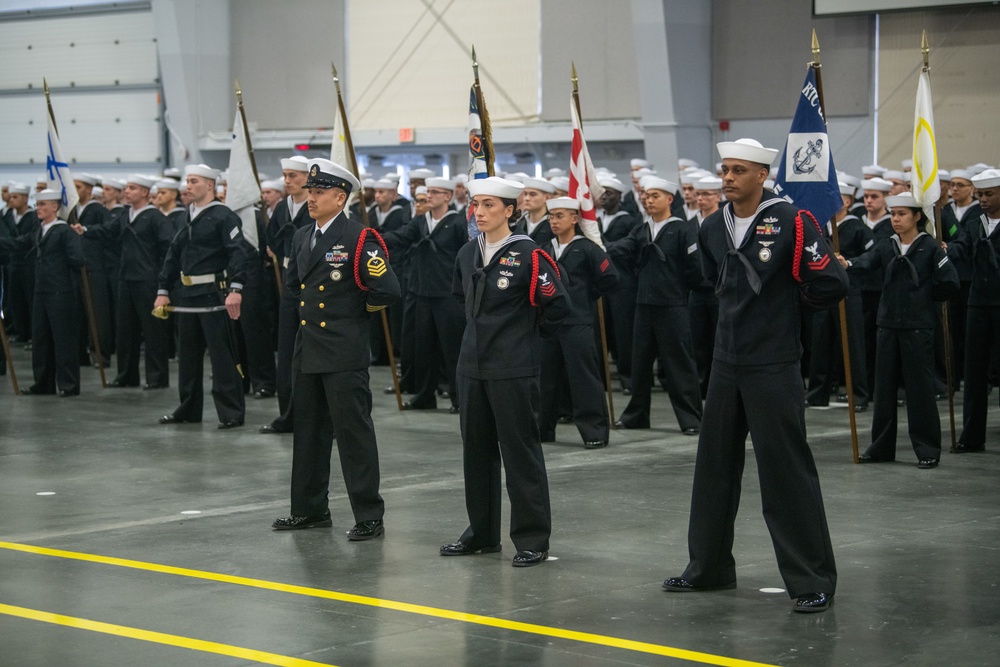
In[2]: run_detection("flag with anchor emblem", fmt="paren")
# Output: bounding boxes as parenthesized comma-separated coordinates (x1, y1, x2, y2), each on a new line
(772, 66, 842, 228)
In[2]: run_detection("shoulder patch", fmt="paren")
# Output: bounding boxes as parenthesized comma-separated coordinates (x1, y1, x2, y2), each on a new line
(229, 227, 240, 239)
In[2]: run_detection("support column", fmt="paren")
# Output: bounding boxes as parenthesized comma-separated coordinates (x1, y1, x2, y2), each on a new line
(630, 0, 713, 175)
(151, 0, 231, 166)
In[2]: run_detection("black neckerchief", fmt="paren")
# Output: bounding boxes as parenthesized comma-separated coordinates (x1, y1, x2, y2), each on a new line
(470, 233, 531, 316)
(717, 197, 783, 296)
(888, 232, 925, 286)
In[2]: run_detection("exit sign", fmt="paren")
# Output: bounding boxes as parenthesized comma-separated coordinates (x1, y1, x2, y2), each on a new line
(399, 127, 415, 143)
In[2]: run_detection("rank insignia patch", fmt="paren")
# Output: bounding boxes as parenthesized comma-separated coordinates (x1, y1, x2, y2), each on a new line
(366, 250, 387, 277)
(600, 258, 610, 273)
(538, 272, 556, 297)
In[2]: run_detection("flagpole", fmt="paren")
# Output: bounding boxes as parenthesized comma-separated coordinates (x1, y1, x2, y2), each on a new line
(234, 80, 261, 186)
(570, 63, 616, 425)
(45, 78, 107, 387)
(234, 80, 281, 301)
(472, 46, 495, 177)
(810, 31, 859, 463)
(920, 32, 957, 452)
(332, 62, 403, 411)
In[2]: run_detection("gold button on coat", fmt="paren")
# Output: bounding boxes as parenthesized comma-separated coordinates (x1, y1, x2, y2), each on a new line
(300, 320, 306, 326)
(300, 301, 305, 306)
(320, 321, 326, 328)
(300, 283, 305, 290)
(319, 285, 325, 291)
(319, 303, 324, 308)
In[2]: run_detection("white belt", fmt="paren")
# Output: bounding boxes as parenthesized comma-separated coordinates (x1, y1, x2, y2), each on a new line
(180, 271, 225, 286)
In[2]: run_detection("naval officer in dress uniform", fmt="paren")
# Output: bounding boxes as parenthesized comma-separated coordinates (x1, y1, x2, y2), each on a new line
(271, 159, 399, 539)
(154, 164, 250, 429)
(663, 139, 846, 614)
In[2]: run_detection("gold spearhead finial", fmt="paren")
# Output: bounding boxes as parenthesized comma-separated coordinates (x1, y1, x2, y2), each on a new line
(571, 61, 579, 94)
(812, 29, 820, 62)
(234, 78, 243, 104)
(331, 62, 342, 94)
(921, 30, 930, 69)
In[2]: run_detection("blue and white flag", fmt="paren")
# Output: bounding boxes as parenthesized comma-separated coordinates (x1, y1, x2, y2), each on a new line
(46, 103, 79, 219)
(773, 67, 842, 227)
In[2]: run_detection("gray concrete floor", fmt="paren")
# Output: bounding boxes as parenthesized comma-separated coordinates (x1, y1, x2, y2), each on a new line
(1, 345, 999, 666)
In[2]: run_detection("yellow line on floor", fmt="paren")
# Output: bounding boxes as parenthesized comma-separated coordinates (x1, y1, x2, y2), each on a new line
(0, 540, 776, 667)
(0, 602, 335, 667)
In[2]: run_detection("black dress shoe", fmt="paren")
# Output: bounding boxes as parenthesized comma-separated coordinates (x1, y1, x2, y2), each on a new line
(384, 385, 397, 395)
(512, 550, 548, 567)
(954, 442, 985, 453)
(440, 542, 502, 556)
(682, 428, 699, 436)
(159, 414, 183, 424)
(108, 380, 127, 388)
(662, 577, 737, 592)
(58, 390, 79, 397)
(917, 458, 939, 469)
(401, 401, 435, 410)
(794, 592, 833, 613)
(449, 405, 460, 414)
(259, 424, 290, 434)
(347, 519, 384, 541)
(253, 389, 275, 399)
(584, 440, 608, 449)
(271, 514, 333, 531)
(217, 420, 243, 430)
(857, 453, 891, 463)
(20, 387, 36, 396)
(143, 383, 167, 390)
(853, 403, 869, 413)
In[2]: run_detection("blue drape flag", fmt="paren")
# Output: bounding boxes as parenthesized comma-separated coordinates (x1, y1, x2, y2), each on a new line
(773, 67, 842, 227)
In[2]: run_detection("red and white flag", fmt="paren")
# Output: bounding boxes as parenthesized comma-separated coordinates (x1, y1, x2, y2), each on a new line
(568, 97, 605, 248)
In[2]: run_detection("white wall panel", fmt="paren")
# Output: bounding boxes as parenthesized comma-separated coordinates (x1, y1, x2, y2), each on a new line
(346, 0, 539, 131)
(876, 6, 1000, 169)
(0, 91, 161, 164)
(0, 11, 157, 90)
